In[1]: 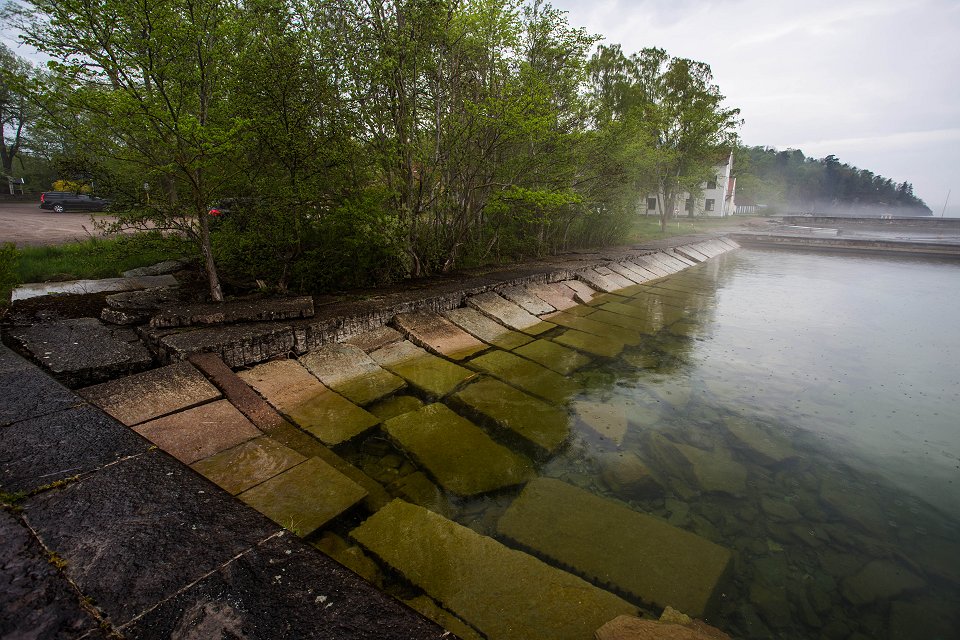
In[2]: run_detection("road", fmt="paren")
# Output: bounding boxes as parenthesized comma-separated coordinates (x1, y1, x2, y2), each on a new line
(0, 202, 122, 247)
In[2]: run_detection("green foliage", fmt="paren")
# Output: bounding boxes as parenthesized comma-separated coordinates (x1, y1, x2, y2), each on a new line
(0, 242, 20, 307)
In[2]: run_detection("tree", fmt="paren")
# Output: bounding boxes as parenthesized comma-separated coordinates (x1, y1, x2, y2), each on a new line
(0, 43, 38, 178)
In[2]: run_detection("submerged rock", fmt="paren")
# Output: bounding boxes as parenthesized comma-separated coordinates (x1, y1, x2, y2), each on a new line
(672, 442, 747, 496)
(599, 451, 664, 499)
(759, 497, 802, 522)
(722, 416, 796, 466)
(594, 614, 730, 640)
(576, 400, 629, 445)
(841, 560, 926, 606)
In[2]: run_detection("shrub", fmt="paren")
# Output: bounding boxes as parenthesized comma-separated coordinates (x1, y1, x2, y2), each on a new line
(0, 242, 20, 309)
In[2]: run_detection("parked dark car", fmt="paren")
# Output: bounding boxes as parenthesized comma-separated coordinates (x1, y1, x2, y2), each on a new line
(39, 191, 111, 213)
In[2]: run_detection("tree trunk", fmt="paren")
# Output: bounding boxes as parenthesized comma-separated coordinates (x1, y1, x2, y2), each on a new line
(199, 210, 224, 302)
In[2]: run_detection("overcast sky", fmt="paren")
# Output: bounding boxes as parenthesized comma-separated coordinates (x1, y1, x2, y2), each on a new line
(551, 0, 960, 216)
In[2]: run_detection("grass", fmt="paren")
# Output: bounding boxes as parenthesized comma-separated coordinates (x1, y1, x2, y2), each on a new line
(15, 233, 192, 284)
(627, 214, 745, 243)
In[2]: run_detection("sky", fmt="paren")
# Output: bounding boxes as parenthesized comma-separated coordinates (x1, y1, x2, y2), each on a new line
(551, 0, 960, 216)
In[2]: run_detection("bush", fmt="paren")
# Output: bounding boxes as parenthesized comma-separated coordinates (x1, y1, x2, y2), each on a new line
(0, 242, 20, 308)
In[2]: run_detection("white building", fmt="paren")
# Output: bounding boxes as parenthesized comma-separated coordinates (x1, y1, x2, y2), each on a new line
(645, 153, 736, 218)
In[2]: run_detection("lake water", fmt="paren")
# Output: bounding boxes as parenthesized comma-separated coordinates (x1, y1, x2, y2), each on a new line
(335, 248, 960, 639)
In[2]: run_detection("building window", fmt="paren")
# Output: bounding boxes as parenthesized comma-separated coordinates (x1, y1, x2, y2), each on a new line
(685, 198, 693, 212)
(647, 197, 657, 211)
(705, 199, 715, 211)
(707, 179, 717, 190)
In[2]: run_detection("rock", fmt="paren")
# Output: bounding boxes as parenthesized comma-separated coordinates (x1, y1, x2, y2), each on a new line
(672, 442, 747, 496)
(819, 476, 890, 534)
(575, 400, 629, 445)
(594, 614, 730, 640)
(150, 295, 314, 328)
(554, 329, 627, 358)
(368, 395, 423, 421)
(722, 417, 796, 465)
(101, 287, 185, 325)
(312, 532, 383, 588)
(759, 497, 802, 522)
(351, 500, 637, 640)
(404, 595, 484, 640)
(841, 560, 926, 606)
(544, 311, 643, 346)
(497, 477, 732, 617)
(888, 598, 959, 640)
(299, 342, 405, 405)
(599, 452, 664, 499)
(382, 403, 534, 497)
(387, 471, 453, 518)
(748, 581, 792, 628)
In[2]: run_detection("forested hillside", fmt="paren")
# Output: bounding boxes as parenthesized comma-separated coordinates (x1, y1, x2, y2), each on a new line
(735, 146, 931, 216)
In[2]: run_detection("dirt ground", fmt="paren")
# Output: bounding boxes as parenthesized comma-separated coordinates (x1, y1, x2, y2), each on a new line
(0, 201, 121, 247)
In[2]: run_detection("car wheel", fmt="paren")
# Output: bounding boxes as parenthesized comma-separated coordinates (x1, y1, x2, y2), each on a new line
(52, 203, 65, 213)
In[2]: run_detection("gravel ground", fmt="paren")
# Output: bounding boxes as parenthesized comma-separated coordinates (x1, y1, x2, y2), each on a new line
(0, 201, 120, 247)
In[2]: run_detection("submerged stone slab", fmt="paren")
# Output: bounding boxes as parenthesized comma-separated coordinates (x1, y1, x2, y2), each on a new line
(498, 285, 556, 316)
(382, 403, 533, 496)
(442, 307, 533, 350)
(300, 343, 406, 405)
(79, 361, 221, 426)
(553, 329, 626, 358)
(497, 477, 732, 617)
(394, 311, 487, 360)
(238, 457, 367, 537)
(544, 311, 643, 346)
(574, 400, 629, 445)
(513, 338, 591, 375)
(8, 318, 153, 387)
(191, 436, 306, 495)
(344, 325, 404, 353)
(154, 321, 296, 368)
(722, 416, 796, 465)
(371, 340, 476, 398)
(133, 399, 261, 465)
(238, 360, 379, 445)
(649, 435, 747, 496)
(466, 292, 553, 335)
(453, 377, 570, 455)
(469, 350, 578, 405)
(525, 282, 580, 311)
(351, 500, 637, 640)
(150, 295, 314, 328)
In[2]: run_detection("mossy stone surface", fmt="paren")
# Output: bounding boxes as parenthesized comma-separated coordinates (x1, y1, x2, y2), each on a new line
(368, 395, 424, 421)
(497, 477, 732, 617)
(553, 329, 626, 358)
(453, 377, 570, 454)
(351, 499, 637, 640)
(544, 311, 643, 346)
(382, 403, 533, 496)
(238, 457, 367, 537)
(469, 350, 578, 405)
(191, 436, 306, 495)
(372, 341, 476, 398)
(442, 307, 534, 350)
(513, 339, 590, 375)
(672, 442, 747, 496)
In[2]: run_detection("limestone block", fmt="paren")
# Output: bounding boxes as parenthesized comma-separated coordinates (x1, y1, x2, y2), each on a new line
(544, 311, 643, 346)
(343, 326, 404, 353)
(841, 560, 925, 606)
(497, 477, 732, 617)
(514, 339, 591, 375)
(442, 307, 533, 350)
(599, 452, 663, 499)
(133, 399, 261, 465)
(594, 265, 637, 289)
(370, 341, 476, 398)
(150, 295, 314, 328)
(577, 269, 624, 293)
(466, 292, 552, 334)
(381, 403, 533, 496)
(670, 440, 747, 495)
(453, 377, 570, 455)
(351, 500, 637, 640)
(191, 436, 306, 495)
(631, 256, 671, 277)
(469, 350, 578, 405)
(497, 285, 556, 316)
(610, 262, 652, 284)
(300, 343, 405, 405)
(238, 457, 367, 537)
(559, 279, 599, 303)
(394, 311, 487, 360)
(238, 360, 379, 445)
(662, 250, 698, 267)
(525, 282, 580, 311)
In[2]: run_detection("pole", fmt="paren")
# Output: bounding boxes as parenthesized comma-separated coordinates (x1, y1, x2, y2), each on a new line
(940, 189, 950, 217)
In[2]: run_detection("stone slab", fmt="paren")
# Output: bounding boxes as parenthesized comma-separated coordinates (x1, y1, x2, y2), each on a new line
(514, 338, 591, 375)
(594, 265, 637, 289)
(150, 295, 315, 328)
(544, 311, 643, 346)
(22, 448, 279, 626)
(393, 311, 488, 360)
(722, 416, 796, 465)
(595, 614, 731, 640)
(101, 287, 186, 325)
(122, 532, 448, 640)
(1, 405, 149, 494)
(466, 292, 553, 334)
(561, 279, 600, 303)
(191, 436, 307, 495)
(497, 477, 732, 617)
(382, 403, 533, 496)
(344, 325, 404, 353)
(187, 352, 287, 431)
(452, 377, 570, 455)
(576, 269, 624, 293)
(152, 321, 296, 368)
(239, 360, 380, 445)
(79, 361, 221, 426)
(133, 399, 262, 465)
(632, 255, 671, 277)
(238, 457, 367, 537)
(574, 400, 629, 445)
(300, 343, 406, 405)
(497, 285, 555, 316)
(352, 500, 637, 640)
(121, 259, 189, 278)
(675, 246, 710, 263)
(552, 329, 627, 359)
(525, 282, 580, 311)
(654, 252, 692, 272)
(370, 341, 476, 399)
(0, 344, 79, 427)
(11, 274, 178, 302)
(8, 318, 154, 387)
(661, 250, 698, 267)
(469, 350, 578, 405)
(608, 262, 649, 284)
(0, 509, 105, 639)
(442, 307, 533, 350)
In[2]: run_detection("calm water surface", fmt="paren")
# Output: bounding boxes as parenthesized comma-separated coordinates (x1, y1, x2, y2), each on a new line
(342, 248, 960, 639)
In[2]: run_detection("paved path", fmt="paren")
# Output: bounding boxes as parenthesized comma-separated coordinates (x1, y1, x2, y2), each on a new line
(0, 202, 120, 247)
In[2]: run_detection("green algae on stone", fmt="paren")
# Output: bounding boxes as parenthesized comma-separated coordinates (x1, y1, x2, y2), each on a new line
(371, 340, 476, 398)
(367, 395, 424, 421)
(496, 477, 732, 618)
(312, 531, 384, 587)
(544, 311, 643, 346)
(469, 350, 578, 405)
(453, 377, 570, 455)
(513, 339, 591, 375)
(553, 329, 626, 358)
(191, 436, 306, 495)
(387, 471, 454, 518)
(382, 403, 533, 496)
(238, 457, 367, 537)
(300, 343, 406, 406)
(351, 499, 637, 640)
(404, 595, 485, 640)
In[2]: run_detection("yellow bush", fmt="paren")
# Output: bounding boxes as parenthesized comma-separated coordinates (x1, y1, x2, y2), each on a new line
(51, 180, 92, 193)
